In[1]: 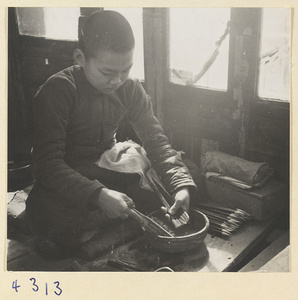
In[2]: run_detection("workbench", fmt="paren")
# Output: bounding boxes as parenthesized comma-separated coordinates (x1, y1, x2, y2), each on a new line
(7, 215, 288, 272)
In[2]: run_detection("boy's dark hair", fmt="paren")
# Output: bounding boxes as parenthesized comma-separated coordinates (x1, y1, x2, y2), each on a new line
(79, 10, 135, 59)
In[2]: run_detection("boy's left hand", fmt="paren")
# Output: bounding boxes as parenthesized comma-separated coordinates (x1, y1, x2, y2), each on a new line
(168, 187, 190, 215)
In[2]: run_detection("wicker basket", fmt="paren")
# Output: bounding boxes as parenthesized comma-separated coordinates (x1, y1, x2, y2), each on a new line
(144, 208, 209, 253)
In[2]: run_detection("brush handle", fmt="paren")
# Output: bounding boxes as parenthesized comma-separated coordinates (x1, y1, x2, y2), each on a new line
(146, 174, 189, 227)
(126, 208, 145, 226)
(126, 208, 173, 237)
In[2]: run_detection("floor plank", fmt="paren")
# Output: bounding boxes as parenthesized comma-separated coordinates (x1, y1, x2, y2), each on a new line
(239, 230, 289, 272)
(201, 217, 276, 272)
(257, 246, 289, 272)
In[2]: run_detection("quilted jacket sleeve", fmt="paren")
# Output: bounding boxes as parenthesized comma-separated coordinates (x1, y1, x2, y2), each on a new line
(32, 76, 104, 209)
(125, 80, 197, 194)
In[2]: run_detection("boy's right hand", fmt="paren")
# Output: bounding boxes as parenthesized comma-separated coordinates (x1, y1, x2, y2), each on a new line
(97, 188, 135, 219)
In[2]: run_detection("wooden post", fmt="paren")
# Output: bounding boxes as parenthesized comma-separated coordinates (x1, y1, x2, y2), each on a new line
(229, 8, 262, 157)
(143, 8, 167, 126)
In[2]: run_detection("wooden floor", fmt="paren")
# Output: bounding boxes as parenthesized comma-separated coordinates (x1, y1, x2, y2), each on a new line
(7, 188, 289, 272)
(7, 218, 289, 272)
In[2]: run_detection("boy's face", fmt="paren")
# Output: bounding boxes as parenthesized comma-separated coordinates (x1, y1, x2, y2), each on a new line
(81, 49, 134, 94)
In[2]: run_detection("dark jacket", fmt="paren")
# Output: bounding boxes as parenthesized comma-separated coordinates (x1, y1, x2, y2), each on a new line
(32, 65, 196, 209)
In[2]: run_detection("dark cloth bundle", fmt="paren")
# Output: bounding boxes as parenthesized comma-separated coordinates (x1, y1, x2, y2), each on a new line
(201, 151, 273, 189)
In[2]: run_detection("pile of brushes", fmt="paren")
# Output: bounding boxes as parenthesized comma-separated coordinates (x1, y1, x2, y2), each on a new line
(197, 202, 252, 237)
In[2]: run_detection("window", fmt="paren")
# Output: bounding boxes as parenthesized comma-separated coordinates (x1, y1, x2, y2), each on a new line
(16, 7, 144, 79)
(258, 8, 291, 102)
(169, 8, 231, 91)
(105, 8, 144, 80)
(16, 7, 80, 41)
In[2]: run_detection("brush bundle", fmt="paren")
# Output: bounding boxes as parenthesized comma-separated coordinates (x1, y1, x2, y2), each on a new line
(196, 202, 252, 237)
(146, 173, 189, 228)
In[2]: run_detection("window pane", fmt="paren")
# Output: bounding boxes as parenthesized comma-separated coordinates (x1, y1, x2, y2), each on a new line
(16, 7, 80, 41)
(258, 8, 291, 101)
(105, 8, 144, 80)
(169, 8, 231, 91)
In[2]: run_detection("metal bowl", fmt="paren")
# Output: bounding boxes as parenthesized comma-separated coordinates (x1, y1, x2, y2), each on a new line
(144, 208, 209, 253)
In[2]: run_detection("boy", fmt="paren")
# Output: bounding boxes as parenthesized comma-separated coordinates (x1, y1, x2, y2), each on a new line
(26, 10, 196, 258)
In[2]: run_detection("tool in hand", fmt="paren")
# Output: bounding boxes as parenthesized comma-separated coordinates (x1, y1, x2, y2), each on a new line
(145, 174, 189, 228)
(127, 208, 173, 237)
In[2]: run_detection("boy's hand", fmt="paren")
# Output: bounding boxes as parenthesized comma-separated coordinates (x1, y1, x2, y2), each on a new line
(168, 187, 190, 215)
(97, 188, 135, 219)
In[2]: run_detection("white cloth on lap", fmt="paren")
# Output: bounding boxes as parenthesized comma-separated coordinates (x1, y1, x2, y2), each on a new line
(95, 140, 152, 190)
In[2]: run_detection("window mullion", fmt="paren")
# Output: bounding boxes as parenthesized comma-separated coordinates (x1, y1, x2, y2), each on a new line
(143, 8, 167, 125)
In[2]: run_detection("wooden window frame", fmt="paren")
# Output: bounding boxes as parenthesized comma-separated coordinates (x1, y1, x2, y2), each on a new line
(141, 8, 289, 167)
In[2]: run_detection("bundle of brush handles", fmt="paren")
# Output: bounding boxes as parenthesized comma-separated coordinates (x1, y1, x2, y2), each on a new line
(197, 202, 251, 236)
(150, 181, 189, 228)
(145, 173, 189, 228)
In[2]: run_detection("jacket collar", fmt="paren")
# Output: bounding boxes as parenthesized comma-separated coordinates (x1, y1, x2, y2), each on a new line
(74, 65, 105, 97)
